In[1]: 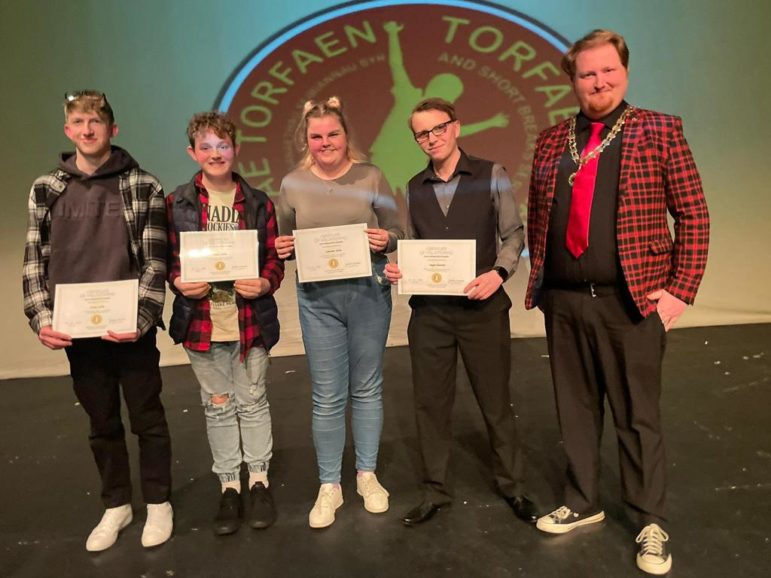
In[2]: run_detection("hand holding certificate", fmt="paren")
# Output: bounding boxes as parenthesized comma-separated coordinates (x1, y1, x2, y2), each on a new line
(293, 223, 372, 283)
(53, 279, 139, 339)
(397, 240, 476, 296)
(180, 230, 259, 283)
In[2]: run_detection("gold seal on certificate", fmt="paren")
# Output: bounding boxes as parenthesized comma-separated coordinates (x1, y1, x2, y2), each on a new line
(293, 223, 372, 283)
(180, 230, 259, 282)
(53, 279, 139, 338)
(397, 240, 477, 296)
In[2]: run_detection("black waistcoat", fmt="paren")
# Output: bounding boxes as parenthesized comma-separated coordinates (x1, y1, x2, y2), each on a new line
(407, 154, 497, 276)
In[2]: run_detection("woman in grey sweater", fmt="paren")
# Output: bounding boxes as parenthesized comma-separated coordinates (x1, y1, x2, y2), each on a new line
(275, 97, 404, 528)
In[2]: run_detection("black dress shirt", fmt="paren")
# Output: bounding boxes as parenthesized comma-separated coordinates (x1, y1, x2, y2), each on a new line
(544, 101, 628, 286)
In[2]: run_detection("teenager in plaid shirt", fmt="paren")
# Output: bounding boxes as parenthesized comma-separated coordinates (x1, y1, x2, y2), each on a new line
(166, 112, 284, 535)
(526, 30, 710, 575)
(22, 91, 173, 552)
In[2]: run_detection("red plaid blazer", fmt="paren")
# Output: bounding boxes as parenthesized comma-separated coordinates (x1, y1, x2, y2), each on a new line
(525, 107, 710, 317)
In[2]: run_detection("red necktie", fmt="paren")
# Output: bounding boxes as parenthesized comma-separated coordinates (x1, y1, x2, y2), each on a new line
(566, 121, 604, 258)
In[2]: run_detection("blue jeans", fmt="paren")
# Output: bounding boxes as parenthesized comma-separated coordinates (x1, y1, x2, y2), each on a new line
(186, 343, 272, 483)
(296, 264, 392, 483)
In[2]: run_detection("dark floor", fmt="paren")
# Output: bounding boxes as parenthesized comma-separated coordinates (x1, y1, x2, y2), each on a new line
(1, 324, 769, 578)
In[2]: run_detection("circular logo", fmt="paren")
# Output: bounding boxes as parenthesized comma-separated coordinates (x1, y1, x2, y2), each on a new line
(216, 0, 574, 209)
(431, 272, 443, 283)
(328, 258, 340, 269)
(90, 314, 102, 325)
(215, 261, 226, 271)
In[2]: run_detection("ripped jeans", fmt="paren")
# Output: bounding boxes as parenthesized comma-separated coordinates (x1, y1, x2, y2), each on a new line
(186, 343, 272, 483)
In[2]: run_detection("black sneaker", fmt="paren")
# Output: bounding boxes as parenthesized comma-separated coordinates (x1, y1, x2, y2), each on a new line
(535, 505, 605, 534)
(636, 523, 672, 575)
(213, 488, 242, 535)
(248, 482, 276, 529)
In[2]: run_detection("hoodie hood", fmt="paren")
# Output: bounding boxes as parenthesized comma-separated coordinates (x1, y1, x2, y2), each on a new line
(58, 145, 139, 179)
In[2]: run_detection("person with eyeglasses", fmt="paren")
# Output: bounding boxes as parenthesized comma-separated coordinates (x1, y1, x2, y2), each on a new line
(384, 97, 538, 527)
(165, 111, 284, 535)
(22, 90, 173, 551)
(275, 97, 403, 529)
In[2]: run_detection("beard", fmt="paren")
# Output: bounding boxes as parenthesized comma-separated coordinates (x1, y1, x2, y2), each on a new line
(583, 91, 621, 119)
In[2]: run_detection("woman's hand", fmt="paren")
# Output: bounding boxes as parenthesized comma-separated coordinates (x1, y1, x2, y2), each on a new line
(275, 235, 295, 259)
(366, 228, 390, 253)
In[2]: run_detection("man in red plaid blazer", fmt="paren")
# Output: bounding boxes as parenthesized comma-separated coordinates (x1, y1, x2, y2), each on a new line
(525, 30, 709, 576)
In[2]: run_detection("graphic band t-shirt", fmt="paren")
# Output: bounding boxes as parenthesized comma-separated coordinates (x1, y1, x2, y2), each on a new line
(207, 187, 239, 342)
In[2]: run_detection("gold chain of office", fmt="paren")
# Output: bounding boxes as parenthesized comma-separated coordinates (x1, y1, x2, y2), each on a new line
(567, 106, 634, 186)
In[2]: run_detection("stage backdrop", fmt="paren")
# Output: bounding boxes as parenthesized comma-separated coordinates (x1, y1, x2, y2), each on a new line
(2, 0, 769, 378)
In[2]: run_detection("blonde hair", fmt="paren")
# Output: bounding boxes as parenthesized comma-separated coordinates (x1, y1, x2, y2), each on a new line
(561, 29, 629, 80)
(63, 90, 114, 124)
(294, 96, 366, 169)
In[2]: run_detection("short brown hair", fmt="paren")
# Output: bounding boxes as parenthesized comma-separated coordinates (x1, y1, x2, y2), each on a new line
(561, 29, 629, 80)
(294, 96, 366, 169)
(63, 90, 114, 124)
(186, 111, 237, 147)
(409, 98, 457, 131)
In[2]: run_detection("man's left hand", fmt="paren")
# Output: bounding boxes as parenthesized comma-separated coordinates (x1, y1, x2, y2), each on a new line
(646, 289, 687, 332)
(103, 329, 140, 343)
(235, 278, 270, 299)
(464, 270, 503, 301)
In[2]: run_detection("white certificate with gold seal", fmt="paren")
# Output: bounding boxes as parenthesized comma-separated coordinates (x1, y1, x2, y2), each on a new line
(293, 223, 372, 283)
(53, 279, 139, 338)
(180, 230, 259, 282)
(397, 239, 476, 296)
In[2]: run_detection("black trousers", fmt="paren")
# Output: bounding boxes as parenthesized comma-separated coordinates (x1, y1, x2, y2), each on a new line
(407, 289, 525, 504)
(65, 328, 172, 507)
(543, 287, 667, 525)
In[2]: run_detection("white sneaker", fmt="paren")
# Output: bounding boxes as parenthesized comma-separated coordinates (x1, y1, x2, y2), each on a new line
(536, 505, 605, 534)
(356, 472, 389, 513)
(141, 502, 173, 548)
(636, 523, 672, 575)
(85, 504, 133, 552)
(308, 484, 343, 528)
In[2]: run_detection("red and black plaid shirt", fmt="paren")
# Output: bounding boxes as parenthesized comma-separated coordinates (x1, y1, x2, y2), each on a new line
(167, 173, 283, 359)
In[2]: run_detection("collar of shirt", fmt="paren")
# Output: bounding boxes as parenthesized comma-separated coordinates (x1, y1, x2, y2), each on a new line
(194, 171, 244, 203)
(576, 100, 628, 134)
(418, 148, 474, 184)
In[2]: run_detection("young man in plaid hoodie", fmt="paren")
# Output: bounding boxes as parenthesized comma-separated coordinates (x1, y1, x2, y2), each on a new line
(22, 91, 173, 552)
(166, 112, 284, 535)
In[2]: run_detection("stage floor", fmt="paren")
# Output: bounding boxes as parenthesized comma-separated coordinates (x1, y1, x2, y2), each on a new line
(1, 324, 769, 578)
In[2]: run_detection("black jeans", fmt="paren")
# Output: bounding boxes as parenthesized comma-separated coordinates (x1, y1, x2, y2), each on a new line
(65, 328, 172, 507)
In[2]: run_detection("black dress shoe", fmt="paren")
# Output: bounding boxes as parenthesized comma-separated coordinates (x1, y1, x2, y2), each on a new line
(505, 495, 539, 524)
(248, 482, 276, 529)
(402, 502, 442, 526)
(213, 488, 242, 535)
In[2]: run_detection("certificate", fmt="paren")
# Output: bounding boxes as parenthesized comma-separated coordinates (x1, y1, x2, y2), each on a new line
(397, 239, 476, 296)
(53, 279, 138, 338)
(180, 230, 259, 282)
(294, 223, 372, 283)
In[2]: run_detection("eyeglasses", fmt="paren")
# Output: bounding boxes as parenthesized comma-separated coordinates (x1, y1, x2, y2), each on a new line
(413, 120, 455, 143)
(64, 90, 106, 103)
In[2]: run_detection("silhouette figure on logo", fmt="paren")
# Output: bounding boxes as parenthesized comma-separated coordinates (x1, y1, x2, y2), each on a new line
(370, 21, 510, 196)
